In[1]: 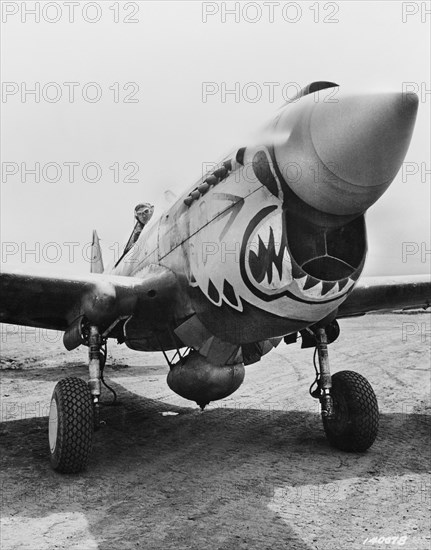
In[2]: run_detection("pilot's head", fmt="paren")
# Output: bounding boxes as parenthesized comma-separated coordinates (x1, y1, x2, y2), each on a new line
(134, 203, 154, 225)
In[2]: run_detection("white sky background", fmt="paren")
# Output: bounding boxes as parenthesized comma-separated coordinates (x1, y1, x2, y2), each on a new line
(1, 0, 430, 275)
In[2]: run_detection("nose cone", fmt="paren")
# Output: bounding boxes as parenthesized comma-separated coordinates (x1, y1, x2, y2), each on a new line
(312, 92, 418, 190)
(274, 92, 418, 216)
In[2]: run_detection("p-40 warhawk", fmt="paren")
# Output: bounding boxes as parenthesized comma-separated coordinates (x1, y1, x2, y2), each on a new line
(1, 82, 429, 473)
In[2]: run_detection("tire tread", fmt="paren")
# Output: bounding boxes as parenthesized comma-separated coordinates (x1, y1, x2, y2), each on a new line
(323, 370, 379, 452)
(50, 377, 93, 473)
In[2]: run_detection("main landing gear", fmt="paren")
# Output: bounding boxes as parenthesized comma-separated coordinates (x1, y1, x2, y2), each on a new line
(48, 325, 105, 473)
(309, 324, 379, 452)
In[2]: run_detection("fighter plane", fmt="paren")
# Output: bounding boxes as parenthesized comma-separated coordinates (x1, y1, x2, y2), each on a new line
(1, 81, 429, 473)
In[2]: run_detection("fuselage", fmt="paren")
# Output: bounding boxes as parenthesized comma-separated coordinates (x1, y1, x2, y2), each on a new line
(107, 84, 418, 354)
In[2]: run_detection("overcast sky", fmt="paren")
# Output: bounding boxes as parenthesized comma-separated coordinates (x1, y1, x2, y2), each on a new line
(1, 1, 430, 275)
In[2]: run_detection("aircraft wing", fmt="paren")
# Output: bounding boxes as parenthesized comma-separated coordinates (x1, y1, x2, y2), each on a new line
(0, 265, 178, 332)
(338, 275, 431, 317)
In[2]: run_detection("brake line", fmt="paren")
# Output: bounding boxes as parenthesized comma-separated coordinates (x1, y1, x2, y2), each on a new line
(99, 342, 118, 405)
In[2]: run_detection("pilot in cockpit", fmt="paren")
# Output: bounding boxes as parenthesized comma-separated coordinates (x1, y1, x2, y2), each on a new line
(122, 203, 154, 256)
(132, 203, 154, 243)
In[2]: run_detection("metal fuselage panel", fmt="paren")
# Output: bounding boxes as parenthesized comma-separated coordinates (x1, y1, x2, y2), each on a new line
(109, 88, 419, 347)
(109, 149, 363, 346)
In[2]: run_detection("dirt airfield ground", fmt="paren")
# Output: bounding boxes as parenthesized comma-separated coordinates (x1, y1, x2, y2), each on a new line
(0, 313, 430, 550)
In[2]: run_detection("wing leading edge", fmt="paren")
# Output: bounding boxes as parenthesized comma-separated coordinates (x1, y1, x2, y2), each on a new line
(338, 275, 431, 317)
(1, 266, 429, 338)
(0, 265, 178, 332)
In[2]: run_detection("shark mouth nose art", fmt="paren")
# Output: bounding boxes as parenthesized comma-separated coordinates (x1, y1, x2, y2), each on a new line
(241, 204, 362, 303)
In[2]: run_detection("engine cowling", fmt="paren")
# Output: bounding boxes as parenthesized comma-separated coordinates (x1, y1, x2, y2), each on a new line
(167, 351, 245, 409)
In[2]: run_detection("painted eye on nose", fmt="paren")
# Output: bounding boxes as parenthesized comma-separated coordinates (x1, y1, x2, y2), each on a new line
(253, 150, 279, 199)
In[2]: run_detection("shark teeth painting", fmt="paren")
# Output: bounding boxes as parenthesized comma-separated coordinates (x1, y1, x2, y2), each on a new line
(242, 206, 356, 302)
(246, 208, 293, 293)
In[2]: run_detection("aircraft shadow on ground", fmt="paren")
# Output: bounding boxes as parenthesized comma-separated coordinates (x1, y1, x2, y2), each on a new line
(0, 359, 167, 383)
(1, 379, 430, 550)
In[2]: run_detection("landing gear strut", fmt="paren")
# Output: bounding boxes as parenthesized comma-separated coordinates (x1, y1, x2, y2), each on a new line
(314, 327, 334, 419)
(309, 325, 379, 452)
(48, 325, 104, 473)
(88, 325, 102, 430)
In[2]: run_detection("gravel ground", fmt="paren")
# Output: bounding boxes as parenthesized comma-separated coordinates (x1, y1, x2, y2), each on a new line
(0, 313, 430, 550)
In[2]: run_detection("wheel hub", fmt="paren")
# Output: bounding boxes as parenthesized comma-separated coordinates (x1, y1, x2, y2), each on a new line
(48, 398, 58, 453)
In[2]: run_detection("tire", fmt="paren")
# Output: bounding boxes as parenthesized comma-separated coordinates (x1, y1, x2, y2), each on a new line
(322, 370, 379, 452)
(49, 377, 94, 473)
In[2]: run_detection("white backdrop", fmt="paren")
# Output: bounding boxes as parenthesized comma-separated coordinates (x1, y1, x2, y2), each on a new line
(1, 1, 430, 275)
